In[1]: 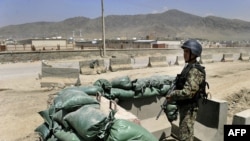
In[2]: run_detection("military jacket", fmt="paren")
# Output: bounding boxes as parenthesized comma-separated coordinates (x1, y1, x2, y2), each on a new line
(169, 62, 205, 102)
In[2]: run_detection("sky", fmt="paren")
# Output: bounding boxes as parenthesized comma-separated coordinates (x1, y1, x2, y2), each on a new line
(1, 0, 250, 28)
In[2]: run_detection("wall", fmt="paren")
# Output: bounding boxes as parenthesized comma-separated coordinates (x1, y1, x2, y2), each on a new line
(32, 39, 66, 47)
(1, 47, 250, 63)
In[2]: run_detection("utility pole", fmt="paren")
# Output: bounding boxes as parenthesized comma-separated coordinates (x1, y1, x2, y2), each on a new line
(101, 0, 106, 56)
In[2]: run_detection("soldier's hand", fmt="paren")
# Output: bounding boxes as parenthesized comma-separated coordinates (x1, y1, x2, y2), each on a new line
(166, 95, 172, 102)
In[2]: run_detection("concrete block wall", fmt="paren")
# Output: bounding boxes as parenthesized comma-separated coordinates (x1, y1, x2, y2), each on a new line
(171, 98, 228, 141)
(238, 53, 250, 61)
(98, 96, 140, 125)
(221, 53, 234, 62)
(118, 96, 172, 140)
(174, 55, 185, 65)
(109, 57, 133, 72)
(79, 60, 97, 75)
(1, 47, 250, 63)
(40, 61, 81, 87)
(200, 54, 213, 64)
(232, 109, 250, 124)
(148, 56, 168, 67)
(79, 59, 106, 75)
(132, 56, 149, 69)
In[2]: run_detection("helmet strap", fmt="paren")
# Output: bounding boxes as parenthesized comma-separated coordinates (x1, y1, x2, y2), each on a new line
(186, 52, 197, 63)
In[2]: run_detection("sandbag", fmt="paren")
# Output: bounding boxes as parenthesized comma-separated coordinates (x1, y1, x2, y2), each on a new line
(164, 102, 178, 122)
(52, 104, 100, 129)
(54, 129, 82, 141)
(159, 84, 171, 95)
(52, 110, 70, 129)
(57, 88, 83, 96)
(132, 75, 175, 93)
(76, 85, 104, 96)
(134, 87, 160, 98)
(47, 135, 58, 141)
(53, 90, 99, 111)
(35, 122, 51, 140)
(132, 78, 150, 93)
(111, 76, 132, 90)
(105, 88, 135, 100)
(38, 109, 53, 129)
(58, 86, 104, 96)
(105, 119, 158, 141)
(64, 106, 107, 141)
(149, 75, 175, 87)
(93, 79, 112, 93)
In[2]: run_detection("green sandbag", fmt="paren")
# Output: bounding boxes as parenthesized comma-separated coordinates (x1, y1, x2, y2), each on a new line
(38, 109, 52, 128)
(58, 86, 104, 96)
(131, 78, 150, 93)
(93, 78, 112, 93)
(47, 135, 58, 141)
(111, 76, 132, 90)
(57, 88, 83, 96)
(35, 122, 51, 140)
(76, 85, 104, 96)
(134, 87, 160, 98)
(54, 129, 82, 141)
(159, 84, 171, 95)
(149, 75, 175, 87)
(64, 106, 107, 141)
(164, 102, 178, 122)
(53, 90, 99, 111)
(132, 75, 175, 93)
(106, 119, 158, 141)
(107, 88, 135, 100)
(52, 110, 70, 129)
(52, 104, 100, 128)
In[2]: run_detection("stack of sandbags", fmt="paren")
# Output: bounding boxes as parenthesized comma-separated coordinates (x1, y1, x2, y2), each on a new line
(99, 75, 175, 101)
(35, 84, 158, 141)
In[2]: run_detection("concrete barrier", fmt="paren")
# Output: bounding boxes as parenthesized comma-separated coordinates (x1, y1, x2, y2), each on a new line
(41, 61, 52, 67)
(221, 53, 234, 62)
(98, 96, 140, 125)
(95, 59, 107, 73)
(174, 56, 185, 66)
(200, 54, 213, 64)
(40, 67, 80, 88)
(132, 56, 149, 69)
(171, 98, 228, 141)
(109, 57, 133, 72)
(118, 96, 172, 140)
(232, 109, 250, 124)
(148, 56, 168, 67)
(79, 59, 106, 75)
(2, 47, 250, 63)
(238, 53, 250, 61)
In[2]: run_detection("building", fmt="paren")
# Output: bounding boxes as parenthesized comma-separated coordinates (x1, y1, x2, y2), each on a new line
(155, 41, 181, 48)
(32, 39, 67, 48)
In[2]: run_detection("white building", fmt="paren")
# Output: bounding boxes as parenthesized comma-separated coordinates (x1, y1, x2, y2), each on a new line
(155, 41, 181, 48)
(32, 39, 67, 47)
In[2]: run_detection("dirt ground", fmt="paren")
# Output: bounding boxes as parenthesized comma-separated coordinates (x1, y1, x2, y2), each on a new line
(0, 59, 250, 141)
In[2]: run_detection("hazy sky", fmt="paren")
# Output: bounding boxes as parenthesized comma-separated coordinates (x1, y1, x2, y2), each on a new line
(1, 0, 250, 28)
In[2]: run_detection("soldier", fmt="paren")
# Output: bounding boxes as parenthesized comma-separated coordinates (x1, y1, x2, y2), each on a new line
(166, 39, 207, 141)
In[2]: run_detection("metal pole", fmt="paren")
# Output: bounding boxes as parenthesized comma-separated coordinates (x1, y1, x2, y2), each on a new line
(101, 0, 106, 56)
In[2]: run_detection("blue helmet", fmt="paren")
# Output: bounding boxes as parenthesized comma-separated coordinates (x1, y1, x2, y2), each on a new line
(181, 39, 202, 57)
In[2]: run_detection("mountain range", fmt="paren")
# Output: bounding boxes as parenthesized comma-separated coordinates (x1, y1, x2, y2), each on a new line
(1, 9, 250, 41)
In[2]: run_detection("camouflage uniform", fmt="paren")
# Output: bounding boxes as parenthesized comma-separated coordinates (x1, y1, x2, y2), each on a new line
(169, 62, 205, 141)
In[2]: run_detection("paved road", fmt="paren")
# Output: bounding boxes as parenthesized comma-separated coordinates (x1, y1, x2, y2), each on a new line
(0, 62, 41, 80)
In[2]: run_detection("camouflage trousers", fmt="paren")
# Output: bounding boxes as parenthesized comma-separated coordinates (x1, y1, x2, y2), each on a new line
(178, 104, 198, 141)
